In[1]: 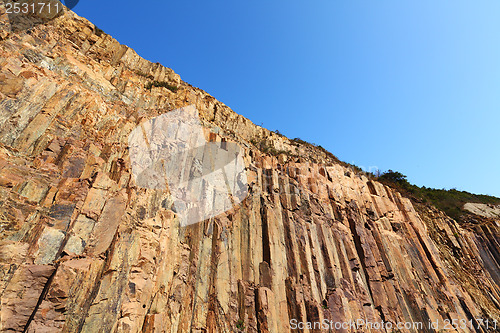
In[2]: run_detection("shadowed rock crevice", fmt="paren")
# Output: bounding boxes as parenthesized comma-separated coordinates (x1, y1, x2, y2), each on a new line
(22, 265, 57, 333)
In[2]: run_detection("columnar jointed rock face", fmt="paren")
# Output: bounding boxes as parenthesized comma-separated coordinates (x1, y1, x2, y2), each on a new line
(0, 6, 499, 333)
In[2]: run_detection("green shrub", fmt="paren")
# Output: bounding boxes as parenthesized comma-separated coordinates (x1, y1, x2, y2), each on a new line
(273, 129, 284, 137)
(236, 319, 245, 330)
(292, 137, 309, 145)
(378, 170, 409, 186)
(145, 81, 178, 92)
(94, 26, 104, 37)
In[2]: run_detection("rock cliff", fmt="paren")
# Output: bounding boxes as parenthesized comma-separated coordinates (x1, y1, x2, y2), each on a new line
(0, 5, 499, 333)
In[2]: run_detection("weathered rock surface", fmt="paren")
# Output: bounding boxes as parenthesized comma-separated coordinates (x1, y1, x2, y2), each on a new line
(0, 5, 499, 332)
(464, 203, 500, 219)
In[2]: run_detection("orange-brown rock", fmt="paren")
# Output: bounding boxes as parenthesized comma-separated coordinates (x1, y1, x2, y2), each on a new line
(0, 4, 499, 333)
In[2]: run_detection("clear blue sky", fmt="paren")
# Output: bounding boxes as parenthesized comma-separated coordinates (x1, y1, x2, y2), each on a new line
(74, 1, 500, 197)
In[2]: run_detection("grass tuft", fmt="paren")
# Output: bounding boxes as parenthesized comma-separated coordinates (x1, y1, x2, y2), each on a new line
(145, 81, 178, 92)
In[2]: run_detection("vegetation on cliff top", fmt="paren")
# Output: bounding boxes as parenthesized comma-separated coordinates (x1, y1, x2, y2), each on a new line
(376, 170, 500, 222)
